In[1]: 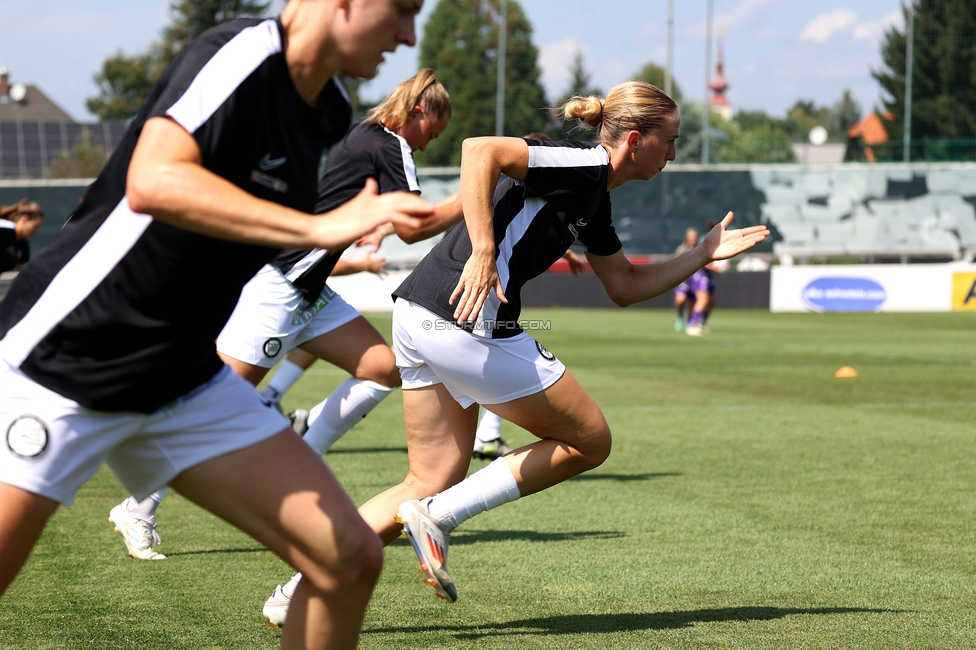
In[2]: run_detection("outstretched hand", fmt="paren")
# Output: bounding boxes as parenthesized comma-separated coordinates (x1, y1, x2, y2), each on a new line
(310, 178, 434, 251)
(701, 212, 770, 262)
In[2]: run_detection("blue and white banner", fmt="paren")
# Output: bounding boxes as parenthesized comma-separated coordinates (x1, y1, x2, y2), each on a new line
(771, 264, 976, 312)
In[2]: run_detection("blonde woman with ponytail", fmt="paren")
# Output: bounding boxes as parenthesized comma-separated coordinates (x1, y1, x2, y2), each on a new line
(360, 81, 771, 603)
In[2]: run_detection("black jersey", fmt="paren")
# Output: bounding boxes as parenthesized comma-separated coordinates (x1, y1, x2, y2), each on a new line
(270, 121, 420, 302)
(0, 221, 29, 272)
(0, 18, 351, 413)
(394, 139, 622, 338)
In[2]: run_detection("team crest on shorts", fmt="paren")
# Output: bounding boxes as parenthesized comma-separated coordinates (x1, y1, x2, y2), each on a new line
(263, 338, 283, 358)
(536, 341, 556, 361)
(6, 415, 49, 459)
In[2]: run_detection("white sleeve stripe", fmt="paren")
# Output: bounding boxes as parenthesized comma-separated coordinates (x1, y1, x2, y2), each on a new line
(0, 221, 14, 230)
(0, 199, 153, 366)
(383, 127, 421, 192)
(167, 19, 281, 134)
(528, 145, 609, 169)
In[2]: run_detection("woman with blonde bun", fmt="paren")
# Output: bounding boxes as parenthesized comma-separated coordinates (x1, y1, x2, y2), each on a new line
(363, 81, 770, 602)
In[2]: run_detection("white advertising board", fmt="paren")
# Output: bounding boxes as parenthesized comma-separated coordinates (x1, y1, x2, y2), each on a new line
(770, 264, 976, 312)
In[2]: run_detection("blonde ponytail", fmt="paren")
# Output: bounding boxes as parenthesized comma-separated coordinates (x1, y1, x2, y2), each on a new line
(364, 69, 451, 130)
(560, 81, 677, 146)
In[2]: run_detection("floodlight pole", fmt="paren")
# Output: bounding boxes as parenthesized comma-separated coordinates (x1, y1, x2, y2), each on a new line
(665, 0, 674, 98)
(903, 4, 914, 162)
(702, 0, 713, 165)
(495, 0, 508, 136)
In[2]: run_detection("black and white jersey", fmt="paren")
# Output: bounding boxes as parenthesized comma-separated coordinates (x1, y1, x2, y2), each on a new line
(270, 121, 420, 303)
(394, 139, 622, 338)
(0, 18, 351, 413)
(0, 221, 29, 272)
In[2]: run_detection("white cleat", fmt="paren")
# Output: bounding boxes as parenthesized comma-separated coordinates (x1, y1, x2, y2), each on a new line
(288, 409, 310, 436)
(685, 324, 704, 337)
(395, 500, 457, 602)
(262, 584, 291, 629)
(108, 501, 166, 560)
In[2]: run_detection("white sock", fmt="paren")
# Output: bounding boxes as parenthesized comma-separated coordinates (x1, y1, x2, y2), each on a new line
(261, 359, 306, 404)
(426, 458, 521, 532)
(281, 572, 302, 599)
(127, 488, 168, 520)
(475, 409, 503, 443)
(302, 378, 396, 454)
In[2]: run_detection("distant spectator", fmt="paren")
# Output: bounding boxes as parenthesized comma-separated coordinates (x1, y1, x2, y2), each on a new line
(0, 200, 44, 272)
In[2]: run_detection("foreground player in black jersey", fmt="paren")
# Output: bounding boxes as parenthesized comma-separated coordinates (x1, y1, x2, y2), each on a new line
(0, 1, 432, 648)
(357, 81, 770, 602)
(105, 70, 458, 572)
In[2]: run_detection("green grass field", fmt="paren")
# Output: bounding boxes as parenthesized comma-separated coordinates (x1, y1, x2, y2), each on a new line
(2, 308, 975, 649)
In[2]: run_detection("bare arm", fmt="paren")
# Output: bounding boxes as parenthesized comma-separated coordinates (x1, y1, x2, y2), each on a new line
(126, 117, 434, 251)
(588, 212, 770, 307)
(331, 253, 387, 277)
(451, 137, 529, 322)
(393, 192, 464, 244)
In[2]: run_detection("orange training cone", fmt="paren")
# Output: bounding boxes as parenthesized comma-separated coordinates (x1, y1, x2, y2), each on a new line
(835, 366, 858, 378)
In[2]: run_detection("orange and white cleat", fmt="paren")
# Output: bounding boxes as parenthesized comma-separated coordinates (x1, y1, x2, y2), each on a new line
(395, 500, 457, 602)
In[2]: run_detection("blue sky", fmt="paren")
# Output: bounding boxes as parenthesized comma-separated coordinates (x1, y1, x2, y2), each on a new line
(2, 0, 904, 122)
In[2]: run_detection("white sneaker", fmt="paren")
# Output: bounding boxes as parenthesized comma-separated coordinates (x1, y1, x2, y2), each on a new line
(262, 584, 291, 629)
(108, 500, 166, 560)
(395, 500, 457, 602)
(288, 409, 310, 436)
(685, 324, 704, 336)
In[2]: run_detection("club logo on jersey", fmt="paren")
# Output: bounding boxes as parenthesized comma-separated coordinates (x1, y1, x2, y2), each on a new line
(263, 338, 283, 358)
(536, 341, 556, 361)
(6, 415, 49, 460)
(259, 153, 287, 171)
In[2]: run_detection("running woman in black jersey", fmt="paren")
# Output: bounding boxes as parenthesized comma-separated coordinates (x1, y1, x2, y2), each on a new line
(355, 81, 770, 603)
(0, 2, 431, 648)
(106, 70, 457, 567)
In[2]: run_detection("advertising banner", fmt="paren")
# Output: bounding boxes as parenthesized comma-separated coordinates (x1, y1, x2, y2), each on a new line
(770, 264, 976, 312)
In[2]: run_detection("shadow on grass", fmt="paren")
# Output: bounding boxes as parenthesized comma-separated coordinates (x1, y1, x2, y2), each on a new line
(165, 547, 270, 557)
(327, 446, 408, 455)
(367, 607, 905, 639)
(569, 472, 682, 482)
(388, 529, 624, 548)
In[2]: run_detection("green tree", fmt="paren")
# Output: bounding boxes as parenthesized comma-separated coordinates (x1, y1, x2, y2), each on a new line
(46, 130, 109, 179)
(552, 50, 602, 139)
(86, 0, 270, 120)
(873, 0, 976, 144)
(86, 50, 161, 120)
(827, 89, 862, 139)
(417, 0, 548, 166)
(158, 0, 271, 68)
(633, 61, 682, 101)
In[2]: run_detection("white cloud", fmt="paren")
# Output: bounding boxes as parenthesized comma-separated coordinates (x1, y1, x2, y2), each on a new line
(853, 10, 904, 42)
(799, 9, 858, 43)
(538, 38, 589, 101)
(681, 0, 784, 40)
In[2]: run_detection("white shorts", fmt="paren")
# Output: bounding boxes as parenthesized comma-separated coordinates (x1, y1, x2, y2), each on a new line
(0, 364, 288, 506)
(216, 265, 361, 368)
(392, 299, 565, 409)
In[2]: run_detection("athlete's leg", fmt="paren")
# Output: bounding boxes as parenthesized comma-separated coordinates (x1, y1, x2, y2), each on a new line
(297, 317, 400, 454)
(357, 383, 478, 544)
(218, 352, 271, 386)
(0, 483, 59, 597)
(170, 429, 382, 650)
(262, 349, 317, 405)
(423, 370, 610, 531)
